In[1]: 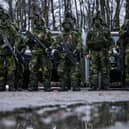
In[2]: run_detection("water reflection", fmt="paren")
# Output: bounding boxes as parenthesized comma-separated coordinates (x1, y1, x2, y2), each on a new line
(0, 102, 129, 129)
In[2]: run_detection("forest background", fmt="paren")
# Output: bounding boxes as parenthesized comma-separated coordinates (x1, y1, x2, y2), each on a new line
(0, 0, 129, 32)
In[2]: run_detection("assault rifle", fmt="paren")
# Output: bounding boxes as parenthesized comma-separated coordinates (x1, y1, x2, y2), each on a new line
(0, 32, 19, 62)
(24, 31, 47, 50)
(24, 31, 59, 61)
(60, 41, 84, 80)
(0, 32, 26, 67)
(24, 31, 59, 80)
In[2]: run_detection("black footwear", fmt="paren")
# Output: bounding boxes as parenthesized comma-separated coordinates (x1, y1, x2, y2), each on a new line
(59, 87, 69, 91)
(71, 81, 81, 91)
(43, 80, 52, 91)
(28, 87, 38, 91)
(72, 87, 81, 91)
(17, 88, 24, 91)
(9, 87, 16, 91)
(0, 87, 6, 91)
(44, 88, 53, 92)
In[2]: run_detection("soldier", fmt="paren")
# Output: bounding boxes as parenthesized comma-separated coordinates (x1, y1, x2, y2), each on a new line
(53, 11, 83, 91)
(28, 13, 53, 91)
(118, 19, 129, 86)
(0, 9, 22, 91)
(86, 12, 112, 90)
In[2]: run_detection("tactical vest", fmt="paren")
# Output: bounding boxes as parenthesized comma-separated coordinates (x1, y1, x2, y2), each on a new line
(87, 27, 107, 51)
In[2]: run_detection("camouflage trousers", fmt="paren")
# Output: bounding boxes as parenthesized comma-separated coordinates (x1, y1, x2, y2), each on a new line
(0, 55, 16, 89)
(57, 56, 81, 89)
(89, 51, 109, 88)
(29, 53, 51, 89)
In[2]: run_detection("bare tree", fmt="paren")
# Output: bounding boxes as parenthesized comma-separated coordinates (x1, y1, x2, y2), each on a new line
(51, 0, 56, 30)
(100, 0, 106, 21)
(125, 0, 129, 19)
(113, 0, 121, 30)
(3, 0, 126, 31)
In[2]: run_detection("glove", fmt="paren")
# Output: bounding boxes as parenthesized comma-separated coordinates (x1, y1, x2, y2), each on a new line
(45, 48, 51, 54)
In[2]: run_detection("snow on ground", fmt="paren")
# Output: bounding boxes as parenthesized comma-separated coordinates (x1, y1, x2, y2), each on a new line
(0, 91, 129, 111)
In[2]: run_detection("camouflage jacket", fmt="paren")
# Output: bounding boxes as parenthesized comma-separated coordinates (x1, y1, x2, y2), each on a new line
(53, 30, 83, 52)
(86, 25, 112, 51)
(0, 24, 21, 55)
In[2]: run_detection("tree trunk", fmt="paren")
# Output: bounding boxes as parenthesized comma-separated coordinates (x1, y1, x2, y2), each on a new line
(51, 0, 56, 30)
(8, 0, 14, 22)
(113, 0, 120, 31)
(125, 0, 129, 20)
(75, 0, 79, 29)
(100, 0, 106, 21)
(105, 0, 111, 28)
(96, 0, 100, 12)
(59, 0, 62, 30)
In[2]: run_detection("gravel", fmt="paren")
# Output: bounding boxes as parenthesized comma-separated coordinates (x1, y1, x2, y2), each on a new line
(0, 90, 129, 111)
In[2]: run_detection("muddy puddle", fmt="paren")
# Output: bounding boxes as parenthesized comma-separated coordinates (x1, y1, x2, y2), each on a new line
(0, 102, 129, 129)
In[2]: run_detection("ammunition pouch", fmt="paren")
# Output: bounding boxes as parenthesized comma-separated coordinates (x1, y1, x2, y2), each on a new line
(87, 40, 106, 51)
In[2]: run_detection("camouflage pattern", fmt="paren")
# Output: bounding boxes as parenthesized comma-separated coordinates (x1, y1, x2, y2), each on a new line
(119, 19, 129, 42)
(86, 13, 112, 89)
(28, 14, 53, 90)
(119, 19, 129, 82)
(53, 12, 83, 90)
(86, 13, 112, 51)
(0, 11, 22, 90)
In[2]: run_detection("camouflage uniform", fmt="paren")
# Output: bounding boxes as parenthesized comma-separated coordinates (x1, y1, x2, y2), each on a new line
(119, 19, 129, 82)
(0, 10, 22, 90)
(86, 13, 112, 89)
(53, 12, 83, 90)
(28, 14, 53, 90)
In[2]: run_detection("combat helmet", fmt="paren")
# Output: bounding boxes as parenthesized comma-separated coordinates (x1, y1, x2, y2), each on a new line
(33, 12, 46, 25)
(2, 12, 10, 19)
(92, 11, 103, 25)
(0, 6, 4, 14)
(62, 10, 76, 31)
(0, 6, 5, 19)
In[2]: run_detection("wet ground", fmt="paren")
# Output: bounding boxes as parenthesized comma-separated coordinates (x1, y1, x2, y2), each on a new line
(0, 91, 129, 129)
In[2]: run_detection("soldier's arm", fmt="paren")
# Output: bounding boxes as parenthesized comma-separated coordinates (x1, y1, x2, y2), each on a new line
(11, 25, 26, 52)
(74, 31, 83, 51)
(50, 33, 63, 49)
(119, 25, 127, 38)
(85, 31, 92, 54)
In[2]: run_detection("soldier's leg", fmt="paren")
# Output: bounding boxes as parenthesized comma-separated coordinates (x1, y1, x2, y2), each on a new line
(22, 66, 30, 90)
(28, 55, 38, 91)
(0, 56, 6, 91)
(71, 64, 81, 91)
(7, 56, 16, 91)
(95, 53, 105, 90)
(59, 59, 71, 91)
(89, 52, 98, 90)
(42, 56, 52, 91)
(14, 63, 24, 90)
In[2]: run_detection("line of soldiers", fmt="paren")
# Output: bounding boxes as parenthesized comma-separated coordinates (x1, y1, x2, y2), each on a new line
(86, 12, 113, 90)
(86, 12, 129, 90)
(0, 7, 83, 91)
(0, 6, 129, 91)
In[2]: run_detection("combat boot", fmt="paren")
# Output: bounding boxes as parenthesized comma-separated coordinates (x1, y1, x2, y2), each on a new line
(0, 85, 6, 91)
(16, 80, 24, 91)
(8, 81, 16, 91)
(28, 80, 38, 91)
(0, 81, 6, 91)
(59, 81, 69, 91)
(72, 81, 81, 91)
(43, 80, 52, 91)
